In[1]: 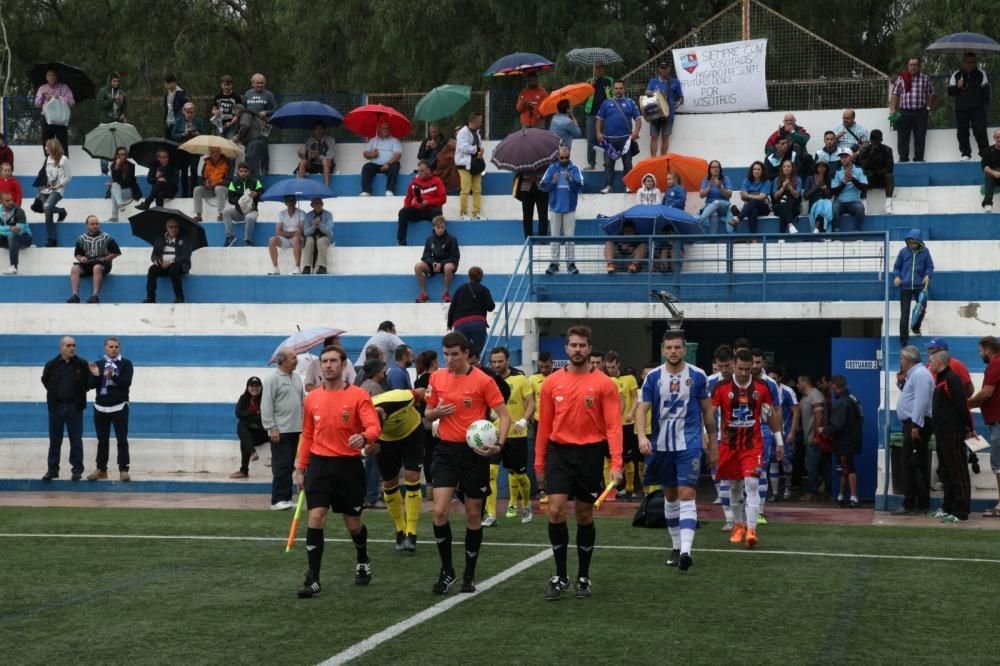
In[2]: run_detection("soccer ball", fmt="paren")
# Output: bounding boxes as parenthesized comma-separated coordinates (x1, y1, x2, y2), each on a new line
(466, 419, 498, 451)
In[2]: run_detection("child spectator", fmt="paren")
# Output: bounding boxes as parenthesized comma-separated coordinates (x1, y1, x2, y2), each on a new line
(231, 376, 268, 479)
(414, 216, 460, 303)
(636, 174, 661, 206)
(662, 172, 686, 210)
(0, 133, 13, 170)
(0, 162, 22, 206)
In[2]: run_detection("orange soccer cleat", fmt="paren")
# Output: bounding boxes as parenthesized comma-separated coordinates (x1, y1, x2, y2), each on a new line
(745, 529, 759, 549)
(729, 522, 746, 544)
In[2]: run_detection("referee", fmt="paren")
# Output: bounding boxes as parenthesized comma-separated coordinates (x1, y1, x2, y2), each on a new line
(293, 346, 382, 598)
(536, 326, 623, 600)
(424, 331, 511, 594)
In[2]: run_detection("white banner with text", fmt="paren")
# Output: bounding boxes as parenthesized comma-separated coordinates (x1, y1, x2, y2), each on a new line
(673, 39, 768, 113)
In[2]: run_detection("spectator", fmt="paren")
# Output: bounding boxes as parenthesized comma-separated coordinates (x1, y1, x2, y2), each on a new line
(833, 108, 870, 152)
(231, 104, 268, 177)
(596, 80, 642, 194)
(361, 360, 387, 396)
(106, 147, 142, 222)
(222, 162, 263, 247)
(191, 147, 229, 222)
(433, 138, 460, 191)
(387, 345, 414, 390)
(643, 61, 684, 156)
(892, 228, 933, 346)
(830, 149, 868, 230)
(135, 149, 178, 210)
(771, 159, 802, 233)
(261, 346, 303, 510)
(604, 219, 648, 274)
(446, 266, 495, 355)
(929, 350, 973, 522)
(455, 112, 485, 219)
(637, 173, 662, 206)
(728, 161, 771, 233)
(243, 73, 277, 173)
(803, 161, 834, 233)
(814, 131, 840, 164)
(68, 216, 120, 304)
(893, 345, 935, 515)
(143, 216, 191, 303)
(968, 336, 1000, 517)
(358, 358, 387, 509)
(397, 160, 446, 246)
(40, 336, 91, 481)
(353, 345, 385, 387)
(34, 68, 75, 154)
(982, 128, 1000, 212)
(354, 321, 405, 369)
(821, 375, 863, 508)
(171, 102, 207, 197)
(0, 161, 20, 207)
(0, 133, 13, 170)
(231, 376, 268, 479)
(414, 349, 439, 482)
(267, 195, 304, 275)
(162, 74, 189, 139)
(0, 191, 30, 274)
(302, 197, 333, 275)
(926, 338, 974, 398)
(414, 215, 460, 303)
(515, 166, 549, 239)
(417, 122, 448, 169)
(947, 52, 990, 161)
(764, 135, 808, 180)
(857, 129, 895, 213)
(297, 121, 336, 186)
(39, 138, 71, 247)
(697, 160, 733, 234)
(662, 172, 686, 210)
(96, 73, 127, 175)
(549, 99, 582, 149)
(212, 75, 243, 139)
(540, 145, 584, 275)
(360, 121, 402, 197)
(890, 57, 934, 162)
(584, 63, 615, 170)
(764, 114, 809, 155)
(516, 73, 548, 129)
(797, 374, 828, 501)
(87, 336, 133, 482)
(303, 334, 356, 391)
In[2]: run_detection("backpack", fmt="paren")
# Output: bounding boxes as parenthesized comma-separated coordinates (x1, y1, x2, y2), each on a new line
(632, 489, 665, 528)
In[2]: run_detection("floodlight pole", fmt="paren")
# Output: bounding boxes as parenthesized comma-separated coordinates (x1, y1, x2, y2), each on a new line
(651, 290, 685, 331)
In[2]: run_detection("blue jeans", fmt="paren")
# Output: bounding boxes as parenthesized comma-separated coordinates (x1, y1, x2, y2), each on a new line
(833, 200, 865, 230)
(586, 116, 598, 167)
(1, 232, 32, 267)
(270, 432, 298, 505)
(109, 184, 134, 221)
(43, 192, 65, 242)
(455, 321, 488, 357)
(603, 136, 633, 190)
(698, 200, 731, 234)
(805, 443, 831, 495)
(47, 402, 84, 474)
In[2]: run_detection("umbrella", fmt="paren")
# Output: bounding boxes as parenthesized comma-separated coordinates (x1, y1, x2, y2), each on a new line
(566, 48, 625, 67)
(344, 104, 413, 138)
(415, 84, 472, 122)
(179, 134, 244, 159)
(484, 52, 554, 76)
(269, 326, 347, 364)
(82, 122, 142, 160)
(269, 101, 344, 129)
(490, 128, 561, 172)
(261, 177, 336, 202)
(129, 137, 181, 169)
(926, 32, 1000, 54)
(538, 83, 595, 116)
(601, 205, 700, 236)
(128, 207, 208, 250)
(622, 153, 710, 193)
(30, 62, 97, 103)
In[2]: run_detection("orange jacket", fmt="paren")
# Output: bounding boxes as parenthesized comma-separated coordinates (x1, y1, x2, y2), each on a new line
(201, 157, 230, 188)
(517, 87, 549, 127)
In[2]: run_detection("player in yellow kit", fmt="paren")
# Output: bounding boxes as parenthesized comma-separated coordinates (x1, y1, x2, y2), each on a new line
(372, 388, 425, 552)
(487, 347, 535, 524)
(606, 351, 641, 498)
(530, 351, 555, 504)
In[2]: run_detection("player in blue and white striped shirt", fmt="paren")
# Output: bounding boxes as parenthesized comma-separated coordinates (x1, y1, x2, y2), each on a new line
(707, 345, 735, 531)
(769, 370, 800, 500)
(635, 331, 718, 572)
(751, 349, 783, 524)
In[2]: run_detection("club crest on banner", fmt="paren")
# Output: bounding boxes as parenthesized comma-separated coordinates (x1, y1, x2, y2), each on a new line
(681, 53, 698, 73)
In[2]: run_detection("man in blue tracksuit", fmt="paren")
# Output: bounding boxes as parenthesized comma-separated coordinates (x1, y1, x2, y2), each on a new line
(892, 228, 934, 346)
(540, 145, 584, 275)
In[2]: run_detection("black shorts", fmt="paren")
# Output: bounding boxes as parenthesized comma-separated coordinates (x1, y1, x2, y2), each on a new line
(304, 455, 365, 516)
(432, 440, 490, 499)
(490, 436, 528, 473)
(621, 424, 640, 463)
(545, 442, 606, 503)
(376, 427, 424, 481)
(77, 261, 112, 277)
(304, 159, 332, 173)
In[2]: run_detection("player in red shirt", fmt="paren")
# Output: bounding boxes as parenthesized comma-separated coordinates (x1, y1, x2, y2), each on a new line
(711, 349, 784, 548)
(293, 345, 382, 598)
(536, 326, 623, 600)
(424, 331, 510, 594)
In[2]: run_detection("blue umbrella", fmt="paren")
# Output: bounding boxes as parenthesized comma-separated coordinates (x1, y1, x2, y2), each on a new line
(926, 32, 1000, 54)
(269, 101, 344, 129)
(601, 205, 700, 236)
(261, 178, 336, 202)
(484, 52, 554, 76)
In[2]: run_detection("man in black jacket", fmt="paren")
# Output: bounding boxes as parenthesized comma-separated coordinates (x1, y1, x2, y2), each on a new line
(143, 217, 192, 303)
(221, 163, 263, 247)
(822, 375, 863, 508)
(40, 337, 92, 480)
(947, 53, 991, 161)
(413, 216, 459, 304)
(929, 351, 973, 522)
(87, 337, 134, 481)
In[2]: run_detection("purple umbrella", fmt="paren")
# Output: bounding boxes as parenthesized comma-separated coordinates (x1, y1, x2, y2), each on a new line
(490, 128, 561, 172)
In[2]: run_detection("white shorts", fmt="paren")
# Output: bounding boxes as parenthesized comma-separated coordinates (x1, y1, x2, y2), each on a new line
(274, 236, 299, 249)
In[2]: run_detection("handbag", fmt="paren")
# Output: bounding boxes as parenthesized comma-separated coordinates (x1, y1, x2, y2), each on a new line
(31, 196, 45, 213)
(43, 98, 71, 127)
(468, 129, 486, 175)
(611, 99, 640, 158)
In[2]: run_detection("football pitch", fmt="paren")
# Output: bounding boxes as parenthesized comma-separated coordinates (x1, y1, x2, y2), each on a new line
(1, 505, 999, 665)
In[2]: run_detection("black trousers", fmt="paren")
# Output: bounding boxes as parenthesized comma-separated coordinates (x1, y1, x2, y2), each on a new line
(896, 109, 929, 161)
(956, 107, 989, 159)
(41, 121, 69, 155)
(361, 162, 400, 194)
(237, 423, 269, 473)
(146, 263, 185, 299)
(397, 206, 442, 243)
(270, 432, 299, 504)
(899, 287, 924, 346)
(422, 428, 437, 486)
(94, 405, 130, 471)
(900, 417, 933, 510)
(143, 182, 178, 207)
(179, 158, 199, 198)
(934, 428, 971, 520)
(520, 188, 549, 238)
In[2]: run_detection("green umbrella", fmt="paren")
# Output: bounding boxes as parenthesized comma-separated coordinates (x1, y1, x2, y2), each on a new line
(414, 84, 472, 122)
(83, 122, 143, 160)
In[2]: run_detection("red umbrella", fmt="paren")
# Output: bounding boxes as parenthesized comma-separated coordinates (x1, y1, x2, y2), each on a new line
(344, 104, 412, 138)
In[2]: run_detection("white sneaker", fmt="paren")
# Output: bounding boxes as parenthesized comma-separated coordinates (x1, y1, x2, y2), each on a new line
(471, 214, 482, 220)
(812, 227, 820, 234)
(788, 224, 798, 234)
(270, 500, 295, 511)
(521, 507, 533, 524)
(359, 191, 371, 197)
(721, 521, 734, 532)
(600, 185, 612, 194)
(482, 514, 497, 527)
(291, 267, 301, 275)
(267, 267, 280, 275)
(960, 155, 971, 161)
(460, 214, 470, 220)
(985, 204, 994, 213)
(384, 190, 394, 196)
(3, 266, 17, 275)
(885, 199, 894, 214)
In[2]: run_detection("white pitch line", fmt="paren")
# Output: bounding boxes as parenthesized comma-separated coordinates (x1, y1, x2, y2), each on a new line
(1, 533, 999, 565)
(318, 549, 551, 666)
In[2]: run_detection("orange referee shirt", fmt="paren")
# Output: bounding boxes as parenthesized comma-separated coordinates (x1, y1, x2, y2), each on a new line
(426, 366, 504, 444)
(535, 368, 623, 475)
(298, 384, 381, 467)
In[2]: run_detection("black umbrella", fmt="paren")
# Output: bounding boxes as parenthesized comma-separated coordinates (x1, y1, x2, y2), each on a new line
(129, 207, 208, 250)
(30, 62, 97, 103)
(129, 137, 182, 169)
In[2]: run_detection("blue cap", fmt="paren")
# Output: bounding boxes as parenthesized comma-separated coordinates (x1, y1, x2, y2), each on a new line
(925, 337, 948, 351)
